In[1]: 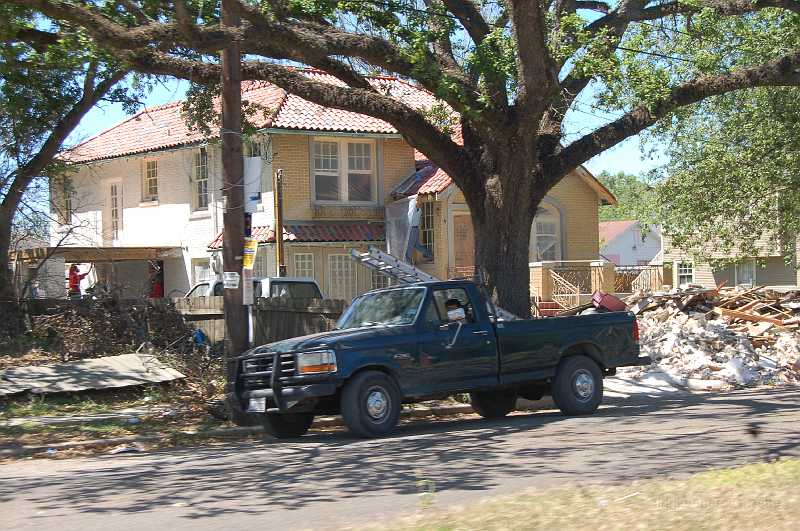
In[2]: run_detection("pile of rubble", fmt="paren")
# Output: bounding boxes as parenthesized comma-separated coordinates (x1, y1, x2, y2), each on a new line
(625, 287, 800, 388)
(29, 297, 195, 362)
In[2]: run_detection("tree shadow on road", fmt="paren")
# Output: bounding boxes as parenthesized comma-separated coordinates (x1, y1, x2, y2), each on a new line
(1, 387, 798, 521)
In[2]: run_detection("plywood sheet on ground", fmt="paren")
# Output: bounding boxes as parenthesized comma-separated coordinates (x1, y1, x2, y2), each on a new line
(0, 354, 184, 396)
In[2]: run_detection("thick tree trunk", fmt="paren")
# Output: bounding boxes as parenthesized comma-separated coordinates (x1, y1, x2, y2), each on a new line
(464, 148, 545, 319)
(0, 213, 14, 300)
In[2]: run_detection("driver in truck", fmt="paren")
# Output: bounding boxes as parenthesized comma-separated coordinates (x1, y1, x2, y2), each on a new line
(445, 298, 467, 322)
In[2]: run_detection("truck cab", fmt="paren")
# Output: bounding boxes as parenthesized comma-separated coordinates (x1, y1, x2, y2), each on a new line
(186, 277, 323, 299)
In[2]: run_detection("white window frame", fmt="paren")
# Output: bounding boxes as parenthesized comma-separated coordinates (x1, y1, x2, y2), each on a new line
(530, 204, 561, 262)
(311, 137, 378, 205)
(419, 201, 435, 259)
(371, 268, 391, 290)
(109, 182, 123, 240)
(677, 262, 694, 285)
(328, 254, 357, 301)
(293, 253, 314, 278)
(735, 259, 756, 286)
(58, 178, 75, 224)
(143, 159, 158, 202)
(192, 258, 212, 283)
(194, 147, 209, 211)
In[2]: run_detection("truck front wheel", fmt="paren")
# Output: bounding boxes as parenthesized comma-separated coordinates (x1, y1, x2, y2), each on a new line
(470, 390, 517, 418)
(341, 371, 401, 438)
(552, 355, 603, 415)
(258, 412, 315, 438)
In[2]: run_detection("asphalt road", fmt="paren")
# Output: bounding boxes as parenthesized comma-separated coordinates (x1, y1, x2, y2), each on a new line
(2, 387, 799, 530)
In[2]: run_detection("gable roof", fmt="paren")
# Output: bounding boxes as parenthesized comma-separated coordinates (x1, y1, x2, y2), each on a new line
(599, 220, 639, 245)
(64, 71, 438, 164)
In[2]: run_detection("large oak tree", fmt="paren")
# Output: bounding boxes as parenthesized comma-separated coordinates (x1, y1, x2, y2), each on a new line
(9, 0, 800, 315)
(0, 5, 128, 299)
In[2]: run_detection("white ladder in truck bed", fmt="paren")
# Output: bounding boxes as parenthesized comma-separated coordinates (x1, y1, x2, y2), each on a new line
(349, 246, 518, 321)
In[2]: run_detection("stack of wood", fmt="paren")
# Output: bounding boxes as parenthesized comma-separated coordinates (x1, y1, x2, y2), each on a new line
(626, 286, 800, 349)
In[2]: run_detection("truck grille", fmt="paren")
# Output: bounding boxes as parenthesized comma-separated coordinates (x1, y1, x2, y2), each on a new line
(241, 352, 295, 389)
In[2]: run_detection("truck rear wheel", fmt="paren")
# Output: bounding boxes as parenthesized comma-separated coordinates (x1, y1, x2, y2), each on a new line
(258, 412, 315, 438)
(341, 371, 401, 438)
(552, 355, 603, 415)
(470, 390, 517, 418)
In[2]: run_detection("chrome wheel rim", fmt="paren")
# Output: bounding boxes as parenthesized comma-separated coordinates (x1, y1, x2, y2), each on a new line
(366, 386, 390, 422)
(572, 370, 595, 402)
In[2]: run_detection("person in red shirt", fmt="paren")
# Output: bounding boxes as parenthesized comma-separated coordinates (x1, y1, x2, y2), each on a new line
(68, 264, 91, 298)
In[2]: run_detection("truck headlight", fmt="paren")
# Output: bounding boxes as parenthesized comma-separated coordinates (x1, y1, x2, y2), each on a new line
(296, 350, 337, 374)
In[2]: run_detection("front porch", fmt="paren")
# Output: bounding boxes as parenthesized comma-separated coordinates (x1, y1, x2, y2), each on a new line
(529, 261, 666, 315)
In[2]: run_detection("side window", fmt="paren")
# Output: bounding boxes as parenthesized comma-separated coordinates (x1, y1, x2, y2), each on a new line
(423, 300, 442, 328)
(432, 288, 476, 324)
(187, 283, 209, 298)
(212, 282, 224, 296)
(253, 280, 262, 298)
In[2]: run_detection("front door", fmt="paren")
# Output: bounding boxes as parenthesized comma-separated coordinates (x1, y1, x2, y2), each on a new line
(452, 214, 475, 278)
(418, 286, 497, 391)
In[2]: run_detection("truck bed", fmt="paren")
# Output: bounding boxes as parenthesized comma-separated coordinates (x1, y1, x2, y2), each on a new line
(496, 311, 640, 385)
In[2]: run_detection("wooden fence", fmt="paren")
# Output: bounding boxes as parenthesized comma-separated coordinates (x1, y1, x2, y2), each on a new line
(253, 298, 348, 345)
(172, 297, 348, 346)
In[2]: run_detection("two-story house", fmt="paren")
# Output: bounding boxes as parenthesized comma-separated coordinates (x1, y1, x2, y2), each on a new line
(41, 70, 616, 300)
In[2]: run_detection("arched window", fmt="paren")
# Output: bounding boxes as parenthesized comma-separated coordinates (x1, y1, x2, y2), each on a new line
(530, 204, 561, 261)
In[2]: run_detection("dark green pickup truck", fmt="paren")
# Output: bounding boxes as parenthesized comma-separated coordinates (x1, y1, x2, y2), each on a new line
(232, 280, 649, 438)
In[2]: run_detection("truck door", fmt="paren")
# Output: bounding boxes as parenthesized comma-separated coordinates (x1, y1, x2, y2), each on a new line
(418, 286, 498, 391)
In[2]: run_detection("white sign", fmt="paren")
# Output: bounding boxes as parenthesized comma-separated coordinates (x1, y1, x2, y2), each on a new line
(223, 271, 240, 289)
(242, 268, 254, 305)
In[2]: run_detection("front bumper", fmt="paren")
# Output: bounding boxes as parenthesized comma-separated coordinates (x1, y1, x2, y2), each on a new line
(235, 350, 341, 413)
(242, 383, 338, 402)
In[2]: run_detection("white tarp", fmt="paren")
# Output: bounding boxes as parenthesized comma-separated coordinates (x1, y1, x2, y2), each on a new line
(0, 354, 185, 396)
(385, 195, 420, 262)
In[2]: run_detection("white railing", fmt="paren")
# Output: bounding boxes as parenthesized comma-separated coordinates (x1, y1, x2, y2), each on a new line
(551, 270, 581, 309)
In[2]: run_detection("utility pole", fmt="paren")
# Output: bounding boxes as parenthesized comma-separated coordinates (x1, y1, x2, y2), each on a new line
(220, 0, 248, 382)
(273, 168, 286, 277)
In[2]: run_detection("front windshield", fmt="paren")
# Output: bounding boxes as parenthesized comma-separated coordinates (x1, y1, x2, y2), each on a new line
(337, 287, 426, 329)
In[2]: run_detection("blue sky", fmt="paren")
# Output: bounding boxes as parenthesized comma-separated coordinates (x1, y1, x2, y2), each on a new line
(70, 78, 666, 177)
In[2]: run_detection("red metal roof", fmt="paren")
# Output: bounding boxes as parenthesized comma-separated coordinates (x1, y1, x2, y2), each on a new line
(64, 71, 438, 164)
(208, 222, 385, 250)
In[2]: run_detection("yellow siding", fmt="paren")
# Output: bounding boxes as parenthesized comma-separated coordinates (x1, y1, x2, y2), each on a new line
(547, 173, 600, 260)
(271, 134, 414, 222)
(438, 169, 603, 276)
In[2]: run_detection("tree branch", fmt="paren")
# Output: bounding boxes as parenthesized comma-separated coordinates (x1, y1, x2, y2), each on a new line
(121, 50, 474, 189)
(546, 49, 800, 179)
(442, 0, 491, 44)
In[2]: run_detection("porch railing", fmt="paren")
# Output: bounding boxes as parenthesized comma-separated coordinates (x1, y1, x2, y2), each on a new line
(615, 265, 663, 293)
(550, 270, 582, 309)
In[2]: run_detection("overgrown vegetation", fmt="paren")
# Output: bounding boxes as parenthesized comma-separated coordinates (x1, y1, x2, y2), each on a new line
(384, 459, 800, 530)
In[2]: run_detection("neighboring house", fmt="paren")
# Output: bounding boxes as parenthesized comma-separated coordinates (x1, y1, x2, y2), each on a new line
(39, 69, 615, 300)
(599, 220, 661, 266)
(392, 154, 617, 281)
(660, 234, 800, 290)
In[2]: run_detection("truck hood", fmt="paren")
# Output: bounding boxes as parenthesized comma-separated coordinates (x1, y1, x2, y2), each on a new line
(247, 326, 409, 355)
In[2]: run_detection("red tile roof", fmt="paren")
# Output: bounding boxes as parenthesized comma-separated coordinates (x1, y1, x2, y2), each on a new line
(208, 222, 385, 250)
(65, 71, 438, 164)
(599, 220, 639, 245)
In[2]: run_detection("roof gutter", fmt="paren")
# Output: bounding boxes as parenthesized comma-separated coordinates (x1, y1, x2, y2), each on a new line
(260, 128, 402, 139)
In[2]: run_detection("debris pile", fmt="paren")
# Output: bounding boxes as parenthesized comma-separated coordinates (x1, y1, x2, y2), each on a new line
(626, 287, 800, 388)
(29, 297, 194, 362)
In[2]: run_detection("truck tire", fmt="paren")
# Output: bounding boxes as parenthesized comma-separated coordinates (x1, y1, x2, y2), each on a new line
(258, 412, 315, 438)
(551, 355, 603, 415)
(341, 370, 401, 438)
(469, 390, 517, 418)
(225, 393, 259, 427)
